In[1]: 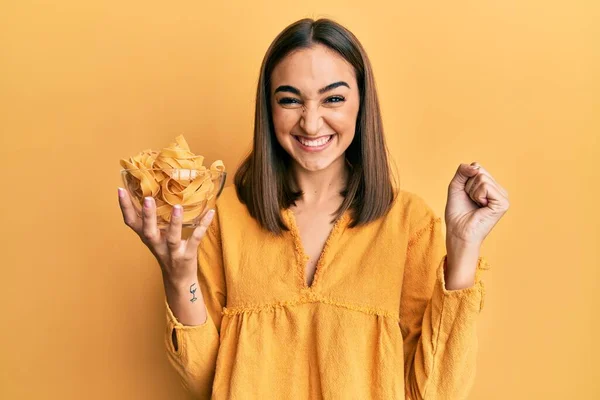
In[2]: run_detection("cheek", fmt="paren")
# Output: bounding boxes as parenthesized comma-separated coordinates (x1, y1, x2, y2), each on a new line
(327, 107, 359, 137)
(272, 108, 299, 135)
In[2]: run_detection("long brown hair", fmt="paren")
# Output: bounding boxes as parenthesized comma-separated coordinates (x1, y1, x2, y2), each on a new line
(234, 18, 398, 235)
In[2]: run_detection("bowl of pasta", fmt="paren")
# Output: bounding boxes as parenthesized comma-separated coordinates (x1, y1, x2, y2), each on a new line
(119, 135, 226, 228)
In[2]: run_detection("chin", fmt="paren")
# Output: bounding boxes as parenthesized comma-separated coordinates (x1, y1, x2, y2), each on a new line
(297, 161, 333, 172)
(292, 154, 344, 172)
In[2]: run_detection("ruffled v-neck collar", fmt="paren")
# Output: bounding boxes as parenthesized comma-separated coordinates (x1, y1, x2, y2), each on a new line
(282, 207, 351, 290)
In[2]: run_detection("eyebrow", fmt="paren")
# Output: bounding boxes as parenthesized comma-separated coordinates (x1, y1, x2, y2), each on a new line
(274, 81, 350, 96)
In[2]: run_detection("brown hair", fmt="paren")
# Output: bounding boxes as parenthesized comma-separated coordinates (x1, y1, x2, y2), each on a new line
(234, 17, 398, 235)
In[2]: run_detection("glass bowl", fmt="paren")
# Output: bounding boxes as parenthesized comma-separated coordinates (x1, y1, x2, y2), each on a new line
(120, 168, 226, 228)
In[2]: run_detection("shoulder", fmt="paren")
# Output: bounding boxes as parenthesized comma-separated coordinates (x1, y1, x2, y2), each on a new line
(215, 185, 238, 208)
(212, 185, 257, 230)
(388, 188, 441, 234)
(214, 185, 247, 215)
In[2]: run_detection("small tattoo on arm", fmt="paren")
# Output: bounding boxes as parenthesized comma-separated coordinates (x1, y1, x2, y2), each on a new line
(189, 283, 198, 303)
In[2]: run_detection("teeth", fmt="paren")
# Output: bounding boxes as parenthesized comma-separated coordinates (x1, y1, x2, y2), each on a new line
(297, 135, 332, 147)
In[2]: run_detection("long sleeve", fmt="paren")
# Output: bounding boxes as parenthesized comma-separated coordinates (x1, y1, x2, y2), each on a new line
(399, 208, 491, 400)
(164, 207, 227, 399)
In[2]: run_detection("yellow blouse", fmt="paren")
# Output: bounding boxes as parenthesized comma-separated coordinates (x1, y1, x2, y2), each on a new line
(164, 186, 491, 399)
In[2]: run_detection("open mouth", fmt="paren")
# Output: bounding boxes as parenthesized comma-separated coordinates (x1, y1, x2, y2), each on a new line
(293, 134, 335, 148)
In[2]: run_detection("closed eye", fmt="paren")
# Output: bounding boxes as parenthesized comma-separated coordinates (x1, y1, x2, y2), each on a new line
(277, 96, 346, 105)
(278, 97, 300, 105)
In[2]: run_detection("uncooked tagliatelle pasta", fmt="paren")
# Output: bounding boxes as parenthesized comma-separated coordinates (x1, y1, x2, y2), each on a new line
(119, 134, 225, 224)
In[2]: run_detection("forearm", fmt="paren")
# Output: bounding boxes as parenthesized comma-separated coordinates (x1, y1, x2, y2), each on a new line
(163, 276, 209, 326)
(163, 276, 220, 399)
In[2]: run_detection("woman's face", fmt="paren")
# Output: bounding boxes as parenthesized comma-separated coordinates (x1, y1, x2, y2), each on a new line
(270, 44, 360, 173)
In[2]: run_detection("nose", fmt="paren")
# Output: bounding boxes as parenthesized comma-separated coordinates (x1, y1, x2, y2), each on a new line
(299, 105, 323, 136)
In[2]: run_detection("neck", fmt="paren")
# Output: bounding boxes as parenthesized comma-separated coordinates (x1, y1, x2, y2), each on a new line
(290, 156, 349, 207)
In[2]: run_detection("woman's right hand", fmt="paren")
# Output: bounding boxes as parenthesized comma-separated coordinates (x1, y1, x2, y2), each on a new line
(117, 187, 216, 287)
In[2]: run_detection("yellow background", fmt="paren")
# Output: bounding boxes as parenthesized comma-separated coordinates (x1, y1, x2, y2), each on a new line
(1, 1, 598, 399)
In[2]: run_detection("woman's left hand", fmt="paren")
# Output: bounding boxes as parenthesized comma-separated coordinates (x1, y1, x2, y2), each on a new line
(445, 162, 510, 248)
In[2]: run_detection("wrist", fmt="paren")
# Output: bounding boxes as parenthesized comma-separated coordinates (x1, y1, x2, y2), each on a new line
(444, 238, 481, 290)
(446, 234, 480, 255)
(163, 273, 198, 294)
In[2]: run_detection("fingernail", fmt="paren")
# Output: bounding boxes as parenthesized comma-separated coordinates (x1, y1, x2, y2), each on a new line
(207, 209, 215, 218)
(144, 197, 152, 208)
(173, 205, 182, 217)
(118, 188, 125, 198)
(470, 165, 480, 170)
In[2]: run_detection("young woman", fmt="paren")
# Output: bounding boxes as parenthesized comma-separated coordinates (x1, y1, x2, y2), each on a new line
(118, 18, 509, 400)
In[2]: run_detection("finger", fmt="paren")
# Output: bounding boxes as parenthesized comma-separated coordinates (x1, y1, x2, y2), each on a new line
(468, 178, 490, 207)
(166, 205, 184, 251)
(468, 173, 493, 198)
(470, 178, 508, 211)
(141, 196, 161, 245)
(481, 171, 509, 199)
(449, 163, 480, 192)
(118, 187, 142, 233)
(484, 181, 510, 211)
(186, 209, 216, 256)
(464, 172, 481, 195)
(470, 163, 509, 198)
